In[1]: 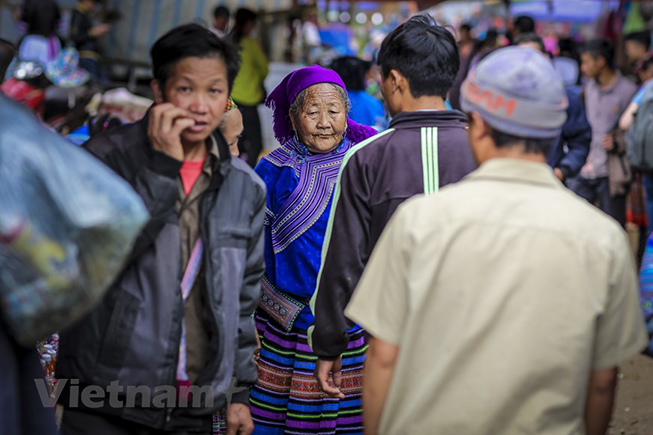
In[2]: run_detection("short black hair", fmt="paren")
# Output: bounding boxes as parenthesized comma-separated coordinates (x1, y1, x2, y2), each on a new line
(558, 37, 579, 59)
(460, 23, 472, 33)
(378, 14, 459, 99)
(515, 33, 545, 53)
(625, 31, 651, 50)
(330, 56, 370, 91)
(150, 23, 240, 91)
(514, 15, 535, 34)
(214, 6, 230, 19)
(491, 129, 554, 156)
(581, 38, 615, 69)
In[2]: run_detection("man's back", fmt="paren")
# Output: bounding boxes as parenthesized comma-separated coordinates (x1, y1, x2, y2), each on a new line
(311, 110, 476, 358)
(347, 159, 647, 434)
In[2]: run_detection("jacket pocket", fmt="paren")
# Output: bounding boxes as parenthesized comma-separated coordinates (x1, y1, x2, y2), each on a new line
(215, 225, 250, 249)
(96, 289, 141, 374)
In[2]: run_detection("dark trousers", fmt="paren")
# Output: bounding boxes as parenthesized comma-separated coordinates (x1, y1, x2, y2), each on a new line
(61, 408, 212, 435)
(235, 102, 263, 168)
(567, 175, 626, 227)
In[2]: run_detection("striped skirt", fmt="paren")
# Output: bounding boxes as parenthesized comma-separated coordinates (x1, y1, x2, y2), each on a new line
(250, 310, 366, 434)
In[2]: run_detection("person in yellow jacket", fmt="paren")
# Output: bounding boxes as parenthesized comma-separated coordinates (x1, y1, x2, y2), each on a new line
(230, 8, 269, 167)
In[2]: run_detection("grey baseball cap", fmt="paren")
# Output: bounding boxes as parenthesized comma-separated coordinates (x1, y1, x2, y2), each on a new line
(461, 46, 568, 139)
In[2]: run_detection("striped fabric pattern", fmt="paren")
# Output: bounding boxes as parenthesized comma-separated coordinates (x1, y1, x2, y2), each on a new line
(640, 235, 653, 355)
(250, 311, 366, 434)
(421, 126, 439, 195)
(262, 139, 353, 255)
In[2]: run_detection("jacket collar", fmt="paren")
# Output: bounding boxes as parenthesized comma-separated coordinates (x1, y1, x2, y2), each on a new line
(466, 158, 563, 189)
(389, 110, 468, 130)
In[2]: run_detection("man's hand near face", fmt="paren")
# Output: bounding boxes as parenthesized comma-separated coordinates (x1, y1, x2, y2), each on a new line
(147, 103, 195, 162)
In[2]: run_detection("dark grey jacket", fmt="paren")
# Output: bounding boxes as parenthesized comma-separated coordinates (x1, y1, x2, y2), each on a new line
(312, 110, 477, 359)
(57, 115, 266, 431)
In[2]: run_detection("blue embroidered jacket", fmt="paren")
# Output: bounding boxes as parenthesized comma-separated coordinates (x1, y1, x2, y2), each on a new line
(255, 138, 358, 330)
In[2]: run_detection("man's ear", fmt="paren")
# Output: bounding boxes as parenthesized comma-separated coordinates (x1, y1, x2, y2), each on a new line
(470, 112, 492, 141)
(151, 79, 164, 104)
(389, 69, 404, 94)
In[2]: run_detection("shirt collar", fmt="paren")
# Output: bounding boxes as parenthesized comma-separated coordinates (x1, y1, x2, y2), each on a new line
(466, 158, 563, 189)
(203, 135, 220, 175)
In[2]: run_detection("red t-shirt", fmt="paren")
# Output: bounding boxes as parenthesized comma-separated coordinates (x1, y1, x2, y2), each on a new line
(179, 160, 205, 196)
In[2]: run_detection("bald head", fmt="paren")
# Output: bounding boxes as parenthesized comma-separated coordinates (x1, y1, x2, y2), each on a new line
(220, 108, 243, 156)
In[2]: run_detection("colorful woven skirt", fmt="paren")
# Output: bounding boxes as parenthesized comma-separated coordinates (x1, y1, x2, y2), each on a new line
(250, 310, 366, 434)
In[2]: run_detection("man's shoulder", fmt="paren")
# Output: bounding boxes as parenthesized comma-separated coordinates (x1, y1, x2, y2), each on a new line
(408, 174, 624, 233)
(342, 128, 396, 166)
(83, 121, 147, 159)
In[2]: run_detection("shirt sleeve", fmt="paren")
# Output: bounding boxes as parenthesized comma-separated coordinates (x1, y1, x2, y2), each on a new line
(345, 203, 411, 346)
(632, 88, 645, 106)
(593, 231, 649, 369)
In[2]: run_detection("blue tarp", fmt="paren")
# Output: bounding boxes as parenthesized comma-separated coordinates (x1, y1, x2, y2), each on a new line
(510, 0, 619, 23)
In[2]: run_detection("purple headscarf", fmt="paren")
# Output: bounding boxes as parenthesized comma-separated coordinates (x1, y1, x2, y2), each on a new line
(265, 65, 378, 145)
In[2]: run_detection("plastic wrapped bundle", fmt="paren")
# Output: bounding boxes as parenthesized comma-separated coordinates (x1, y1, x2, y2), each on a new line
(0, 95, 148, 346)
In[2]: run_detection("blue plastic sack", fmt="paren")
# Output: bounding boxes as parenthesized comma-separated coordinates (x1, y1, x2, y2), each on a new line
(0, 95, 148, 346)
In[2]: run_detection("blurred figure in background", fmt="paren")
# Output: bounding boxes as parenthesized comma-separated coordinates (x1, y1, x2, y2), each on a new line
(458, 22, 475, 60)
(516, 34, 591, 184)
(567, 39, 637, 227)
(554, 37, 582, 91)
(211, 6, 230, 39)
(330, 56, 386, 130)
(625, 31, 651, 79)
(15, 0, 61, 65)
(510, 15, 535, 42)
(70, 0, 110, 82)
(230, 8, 269, 167)
(451, 26, 499, 110)
(620, 55, 653, 242)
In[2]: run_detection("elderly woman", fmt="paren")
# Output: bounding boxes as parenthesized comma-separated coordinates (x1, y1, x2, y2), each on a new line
(250, 65, 377, 434)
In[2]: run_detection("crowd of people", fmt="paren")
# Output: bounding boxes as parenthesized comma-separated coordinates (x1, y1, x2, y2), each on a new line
(2, 6, 653, 435)
(14, 0, 111, 82)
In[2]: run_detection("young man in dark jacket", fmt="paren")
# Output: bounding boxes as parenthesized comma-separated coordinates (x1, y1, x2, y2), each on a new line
(311, 15, 477, 396)
(57, 24, 265, 435)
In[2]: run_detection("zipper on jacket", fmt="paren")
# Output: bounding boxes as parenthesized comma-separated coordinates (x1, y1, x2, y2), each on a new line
(195, 193, 223, 386)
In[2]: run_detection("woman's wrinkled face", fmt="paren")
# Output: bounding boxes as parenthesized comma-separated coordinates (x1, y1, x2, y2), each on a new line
(291, 83, 347, 154)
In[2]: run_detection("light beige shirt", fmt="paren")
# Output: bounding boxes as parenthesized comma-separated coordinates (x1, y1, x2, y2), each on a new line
(346, 158, 647, 435)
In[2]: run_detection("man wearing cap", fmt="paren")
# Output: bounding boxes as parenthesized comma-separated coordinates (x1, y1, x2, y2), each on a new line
(345, 47, 648, 435)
